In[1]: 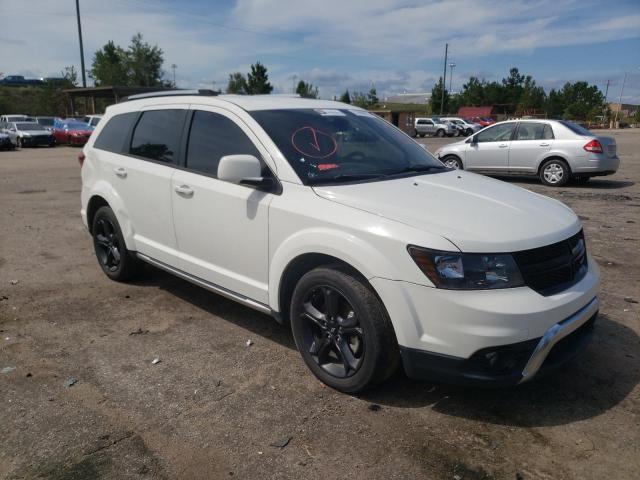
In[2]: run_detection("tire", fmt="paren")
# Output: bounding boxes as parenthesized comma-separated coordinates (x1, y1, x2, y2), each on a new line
(441, 155, 463, 170)
(92, 206, 143, 281)
(290, 266, 399, 393)
(436, 129, 445, 138)
(466, 128, 473, 136)
(16, 137, 22, 148)
(539, 158, 570, 187)
(419, 133, 426, 138)
(412, 129, 418, 138)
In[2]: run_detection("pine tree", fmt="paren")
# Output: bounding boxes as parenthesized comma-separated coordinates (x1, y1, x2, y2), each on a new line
(246, 62, 273, 94)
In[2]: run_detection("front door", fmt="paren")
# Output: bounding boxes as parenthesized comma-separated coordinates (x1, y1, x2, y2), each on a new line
(465, 122, 516, 171)
(171, 107, 274, 305)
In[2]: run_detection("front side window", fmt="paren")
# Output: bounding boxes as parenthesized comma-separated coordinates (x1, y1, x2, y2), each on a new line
(251, 109, 446, 185)
(94, 112, 138, 153)
(475, 123, 515, 143)
(186, 110, 261, 177)
(130, 109, 187, 163)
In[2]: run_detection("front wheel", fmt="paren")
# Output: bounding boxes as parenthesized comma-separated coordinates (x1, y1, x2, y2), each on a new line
(16, 137, 22, 148)
(442, 155, 463, 170)
(540, 159, 570, 187)
(290, 266, 399, 393)
(92, 206, 143, 281)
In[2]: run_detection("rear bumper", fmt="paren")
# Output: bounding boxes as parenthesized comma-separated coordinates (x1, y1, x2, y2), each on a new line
(400, 298, 598, 386)
(571, 154, 620, 174)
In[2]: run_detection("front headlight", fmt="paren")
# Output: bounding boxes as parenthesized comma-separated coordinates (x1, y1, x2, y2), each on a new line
(407, 245, 524, 290)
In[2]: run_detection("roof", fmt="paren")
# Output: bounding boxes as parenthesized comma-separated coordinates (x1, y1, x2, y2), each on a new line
(385, 93, 431, 105)
(458, 106, 494, 117)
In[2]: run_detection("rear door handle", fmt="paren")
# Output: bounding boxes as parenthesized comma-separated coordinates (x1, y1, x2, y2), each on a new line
(539, 143, 550, 147)
(498, 143, 508, 148)
(174, 185, 194, 197)
(113, 167, 127, 178)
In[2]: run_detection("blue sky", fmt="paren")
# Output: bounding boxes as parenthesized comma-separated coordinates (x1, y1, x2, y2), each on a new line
(2, 0, 639, 102)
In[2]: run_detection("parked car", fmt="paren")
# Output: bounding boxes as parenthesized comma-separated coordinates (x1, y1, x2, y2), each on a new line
(83, 115, 103, 128)
(465, 116, 495, 127)
(441, 117, 482, 136)
(1, 114, 29, 123)
(81, 91, 600, 392)
(413, 117, 456, 137)
(434, 119, 619, 186)
(3, 122, 55, 147)
(53, 119, 93, 145)
(36, 116, 57, 131)
(0, 131, 15, 150)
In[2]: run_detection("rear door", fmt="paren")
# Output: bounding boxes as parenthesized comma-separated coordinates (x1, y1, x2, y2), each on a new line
(170, 107, 273, 304)
(93, 106, 187, 266)
(465, 122, 516, 171)
(508, 122, 554, 173)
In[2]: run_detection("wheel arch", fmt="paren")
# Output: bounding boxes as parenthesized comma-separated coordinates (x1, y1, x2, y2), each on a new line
(85, 181, 136, 249)
(537, 154, 572, 175)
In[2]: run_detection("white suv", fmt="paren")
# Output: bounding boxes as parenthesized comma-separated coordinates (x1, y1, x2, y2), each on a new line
(81, 91, 600, 392)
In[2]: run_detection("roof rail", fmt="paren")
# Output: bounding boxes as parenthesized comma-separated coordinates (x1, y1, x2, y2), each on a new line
(122, 89, 220, 102)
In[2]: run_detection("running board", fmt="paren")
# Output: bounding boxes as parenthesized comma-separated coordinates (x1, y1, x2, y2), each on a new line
(136, 253, 272, 315)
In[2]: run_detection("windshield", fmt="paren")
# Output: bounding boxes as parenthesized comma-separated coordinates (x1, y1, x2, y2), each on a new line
(559, 120, 593, 136)
(16, 123, 46, 131)
(250, 109, 446, 185)
(37, 118, 54, 126)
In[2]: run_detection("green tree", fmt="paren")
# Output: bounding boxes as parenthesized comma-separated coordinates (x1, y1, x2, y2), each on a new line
(60, 66, 78, 87)
(518, 76, 546, 114)
(90, 34, 166, 87)
(339, 89, 351, 104)
(458, 76, 486, 106)
(351, 91, 368, 108)
(429, 77, 450, 114)
(367, 87, 379, 107)
(226, 72, 247, 94)
(545, 81, 605, 120)
(296, 80, 319, 98)
(126, 33, 166, 87)
(246, 62, 273, 94)
(90, 40, 128, 86)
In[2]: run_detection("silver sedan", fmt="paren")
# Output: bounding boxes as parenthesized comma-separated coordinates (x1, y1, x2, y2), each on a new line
(433, 119, 619, 186)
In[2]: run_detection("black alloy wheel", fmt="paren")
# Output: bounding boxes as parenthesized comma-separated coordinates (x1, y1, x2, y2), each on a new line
(94, 216, 121, 273)
(298, 285, 364, 378)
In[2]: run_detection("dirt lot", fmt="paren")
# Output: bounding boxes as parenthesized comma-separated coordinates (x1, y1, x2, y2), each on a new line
(1, 130, 639, 480)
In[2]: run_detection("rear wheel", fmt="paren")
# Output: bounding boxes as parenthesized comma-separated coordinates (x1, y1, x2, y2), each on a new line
(290, 266, 399, 393)
(466, 128, 473, 136)
(442, 155, 463, 170)
(92, 206, 142, 281)
(412, 129, 418, 138)
(436, 129, 445, 138)
(540, 158, 570, 187)
(16, 137, 22, 148)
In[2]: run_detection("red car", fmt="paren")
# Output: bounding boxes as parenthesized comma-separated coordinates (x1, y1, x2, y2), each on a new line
(465, 116, 495, 127)
(53, 119, 93, 145)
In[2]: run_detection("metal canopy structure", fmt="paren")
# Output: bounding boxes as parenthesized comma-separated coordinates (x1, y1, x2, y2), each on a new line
(63, 86, 174, 114)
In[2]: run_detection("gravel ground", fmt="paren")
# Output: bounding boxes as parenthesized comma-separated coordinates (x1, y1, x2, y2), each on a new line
(1, 130, 639, 480)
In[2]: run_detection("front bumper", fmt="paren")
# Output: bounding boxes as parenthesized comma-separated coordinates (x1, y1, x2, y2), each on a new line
(399, 298, 598, 386)
(21, 135, 55, 147)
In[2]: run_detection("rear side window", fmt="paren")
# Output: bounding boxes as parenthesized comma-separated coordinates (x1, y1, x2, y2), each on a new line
(130, 109, 187, 163)
(514, 122, 554, 141)
(94, 112, 138, 153)
(186, 110, 260, 177)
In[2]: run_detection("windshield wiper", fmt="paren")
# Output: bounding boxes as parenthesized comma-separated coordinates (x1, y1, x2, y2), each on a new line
(389, 165, 445, 175)
(309, 173, 388, 184)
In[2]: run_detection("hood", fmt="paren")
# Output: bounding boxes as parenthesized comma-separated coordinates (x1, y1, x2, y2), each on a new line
(21, 130, 51, 136)
(65, 128, 92, 134)
(312, 170, 580, 252)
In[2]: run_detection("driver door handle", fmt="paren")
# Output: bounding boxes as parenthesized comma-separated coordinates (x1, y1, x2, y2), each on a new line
(113, 167, 127, 178)
(498, 143, 509, 148)
(174, 185, 194, 197)
(539, 143, 550, 147)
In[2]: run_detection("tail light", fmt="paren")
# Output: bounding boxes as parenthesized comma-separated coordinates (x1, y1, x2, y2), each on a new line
(583, 139, 603, 154)
(78, 152, 86, 167)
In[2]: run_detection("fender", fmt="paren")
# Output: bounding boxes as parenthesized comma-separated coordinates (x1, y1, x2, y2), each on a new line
(269, 227, 399, 313)
(86, 179, 136, 250)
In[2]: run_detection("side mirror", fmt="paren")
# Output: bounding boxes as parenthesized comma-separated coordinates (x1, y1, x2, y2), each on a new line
(218, 154, 275, 191)
(467, 136, 477, 144)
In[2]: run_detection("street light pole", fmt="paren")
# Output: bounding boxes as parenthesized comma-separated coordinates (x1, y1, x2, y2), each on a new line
(440, 43, 448, 115)
(75, 0, 86, 87)
(613, 72, 628, 128)
(449, 62, 456, 93)
(171, 64, 177, 87)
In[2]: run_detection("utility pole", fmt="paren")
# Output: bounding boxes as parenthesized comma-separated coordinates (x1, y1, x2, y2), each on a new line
(449, 62, 456, 92)
(603, 79, 610, 126)
(613, 73, 627, 127)
(292, 74, 298, 94)
(75, 0, 86, 87)
(440, 43, 448, 115)
(171, 64, 177, 87)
